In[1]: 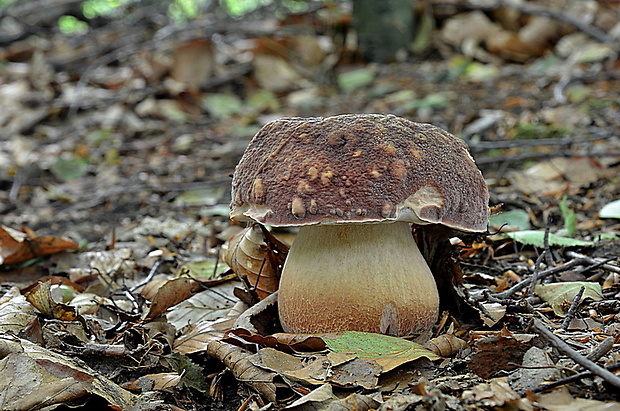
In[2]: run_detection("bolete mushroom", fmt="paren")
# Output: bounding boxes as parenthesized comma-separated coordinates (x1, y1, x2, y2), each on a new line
(230, 114, 489, 337)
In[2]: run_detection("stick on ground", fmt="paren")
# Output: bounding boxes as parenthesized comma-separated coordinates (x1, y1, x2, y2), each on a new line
(533, 319, 620, 389)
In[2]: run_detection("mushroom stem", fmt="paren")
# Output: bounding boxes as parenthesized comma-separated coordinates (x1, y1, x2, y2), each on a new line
(278, 221, 439, 337)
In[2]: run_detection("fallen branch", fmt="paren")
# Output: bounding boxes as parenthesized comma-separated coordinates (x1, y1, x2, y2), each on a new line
(565, 251, 620, 275)
(499, 0, 612, 44)
(532, 319, 620, 389)
(490, 257, 587, 299)
(436, 0, 613, 44)
(476, 150, 620, 166)
(529, 361, 620, 394)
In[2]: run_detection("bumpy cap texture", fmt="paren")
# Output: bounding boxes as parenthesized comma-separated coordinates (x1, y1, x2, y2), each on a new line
(230, 114, 489, 231)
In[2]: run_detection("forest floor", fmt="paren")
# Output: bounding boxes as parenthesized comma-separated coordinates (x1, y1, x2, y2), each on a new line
(1, 1, 620, 410)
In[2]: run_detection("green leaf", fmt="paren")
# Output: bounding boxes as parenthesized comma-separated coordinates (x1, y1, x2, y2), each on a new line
(506, 230, 592, 247)
(534, 282, 603, 317)
(404, 93, 450, 110)
(50, 156, 88, 182)
(182, 260, 228, 281)
(202, 93, 244, 118)
(600, 200, 620, 219)
(489, 210, 531, 230)
(173, 187, 225, 206)
(337, 68, 375, 93)
(559, 196, 577, 237)
(247, 89, 280, 112)
(322, 331, 439, 370)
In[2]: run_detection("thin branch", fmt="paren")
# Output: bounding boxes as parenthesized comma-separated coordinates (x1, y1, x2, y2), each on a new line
(499, 0, 612, 44)
(468, 132, 614, 152)
(529, 361, 620, 394)
(559, 285, 584, 330)
(491, 257, 586, 299)
(566, 251, 620, 275)
(436, 0, 613, 44)
(477, 150, 620, 166)
(532, 319, 620, 389)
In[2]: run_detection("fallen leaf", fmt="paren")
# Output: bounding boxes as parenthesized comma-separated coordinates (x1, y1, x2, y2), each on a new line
(337, 68, 375, 93)
(537, 386, 618, 410)
(424, 334, 468, 357)
(462, 380, 527, 408)
(507, 158, 610, 195)
(489, 209, 531, 231)
(0, 287, 37, 334)
(170, 38, 214, 89)
(0, 334, 136, 410)
(207, 340, 279, 403)
(25, 280, 80, 322)
(505, 230, 593, 247)
(145, 277, 200, 319)
(166, 281, 239, 330)
(600, 200, 620, 218)
(0, 226, 78, 266)
(224, 224, 287, 300)
(534, 282, 603, 317)
(507, 346, 561, 392)
(468, 334, 532, 379)
(173, 302, 246, 354)
(322, 331, 440, 372)
(229, 329, 327, 353)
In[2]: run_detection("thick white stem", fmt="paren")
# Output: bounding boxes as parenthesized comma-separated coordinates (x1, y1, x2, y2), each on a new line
(278, 222, 439, 336)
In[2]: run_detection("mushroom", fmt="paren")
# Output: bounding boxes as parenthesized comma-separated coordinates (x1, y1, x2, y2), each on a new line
(230, 114, 489, 337)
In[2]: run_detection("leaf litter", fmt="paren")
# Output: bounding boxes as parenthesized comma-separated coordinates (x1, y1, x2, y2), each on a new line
(1, 0, 620, 409)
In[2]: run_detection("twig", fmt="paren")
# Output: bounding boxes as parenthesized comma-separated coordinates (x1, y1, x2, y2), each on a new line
(435, 0, 613, 43)
(586, 336, 616, 363)
(528, 223, 550, 295)
(529, 361, 620, 394)
(130, 260, 162, 292)
(532, 319, 620, 389)
(468, 132, 614, 152)
(566, 251, 620, 275)
(498, 0, 611, 43)
(560, 285, 585, 330)
(491, 257, 586, 299)
(476, 150, 620, 166)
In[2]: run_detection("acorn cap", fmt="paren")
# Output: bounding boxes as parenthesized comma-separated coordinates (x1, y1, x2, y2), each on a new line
(230, 114, 489, 232)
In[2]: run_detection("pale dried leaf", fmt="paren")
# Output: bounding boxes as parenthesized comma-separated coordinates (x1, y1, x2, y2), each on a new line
(0, 334, 135, 410)
(0, 287, 37, 334)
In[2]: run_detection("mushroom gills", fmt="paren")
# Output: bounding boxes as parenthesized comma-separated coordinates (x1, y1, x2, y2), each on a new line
(278, 221, 439, 337)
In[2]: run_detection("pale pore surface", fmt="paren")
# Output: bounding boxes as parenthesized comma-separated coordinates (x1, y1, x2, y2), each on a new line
(278, 222, 439, 336)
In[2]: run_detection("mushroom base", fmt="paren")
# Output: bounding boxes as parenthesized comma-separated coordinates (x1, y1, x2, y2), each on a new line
(278, 222, 439, 337)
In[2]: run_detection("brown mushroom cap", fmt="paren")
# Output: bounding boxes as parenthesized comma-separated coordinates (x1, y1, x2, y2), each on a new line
(231, 114, 489, 231)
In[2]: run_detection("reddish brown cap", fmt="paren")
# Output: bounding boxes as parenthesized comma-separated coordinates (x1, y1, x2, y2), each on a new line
(230, 114, 489, 232)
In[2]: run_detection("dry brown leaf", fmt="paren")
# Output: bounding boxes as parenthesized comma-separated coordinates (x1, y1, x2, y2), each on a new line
(507, 157, 613, 195)
(467, 334, 533, 379)
(174, 301, 246, 354)
(145, 277, 200, 319)
(207, 340, 279, 404)
(139, 372, 183, 391)
(224, 224, 287, 301)
(424, 334, 469, 357)
(25, 280, 80, 322)
(170, 39, 214, 90)
(462, 379, 530, 408)
(0, 226, 78, 266)
(174, 318, 233, 354)
(0, 334, 136, 410)
(229, 329, 327, 353)
(0, 286, 38, 335)
(250, 347, 382, 390)
(329, 358, 381, 389)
